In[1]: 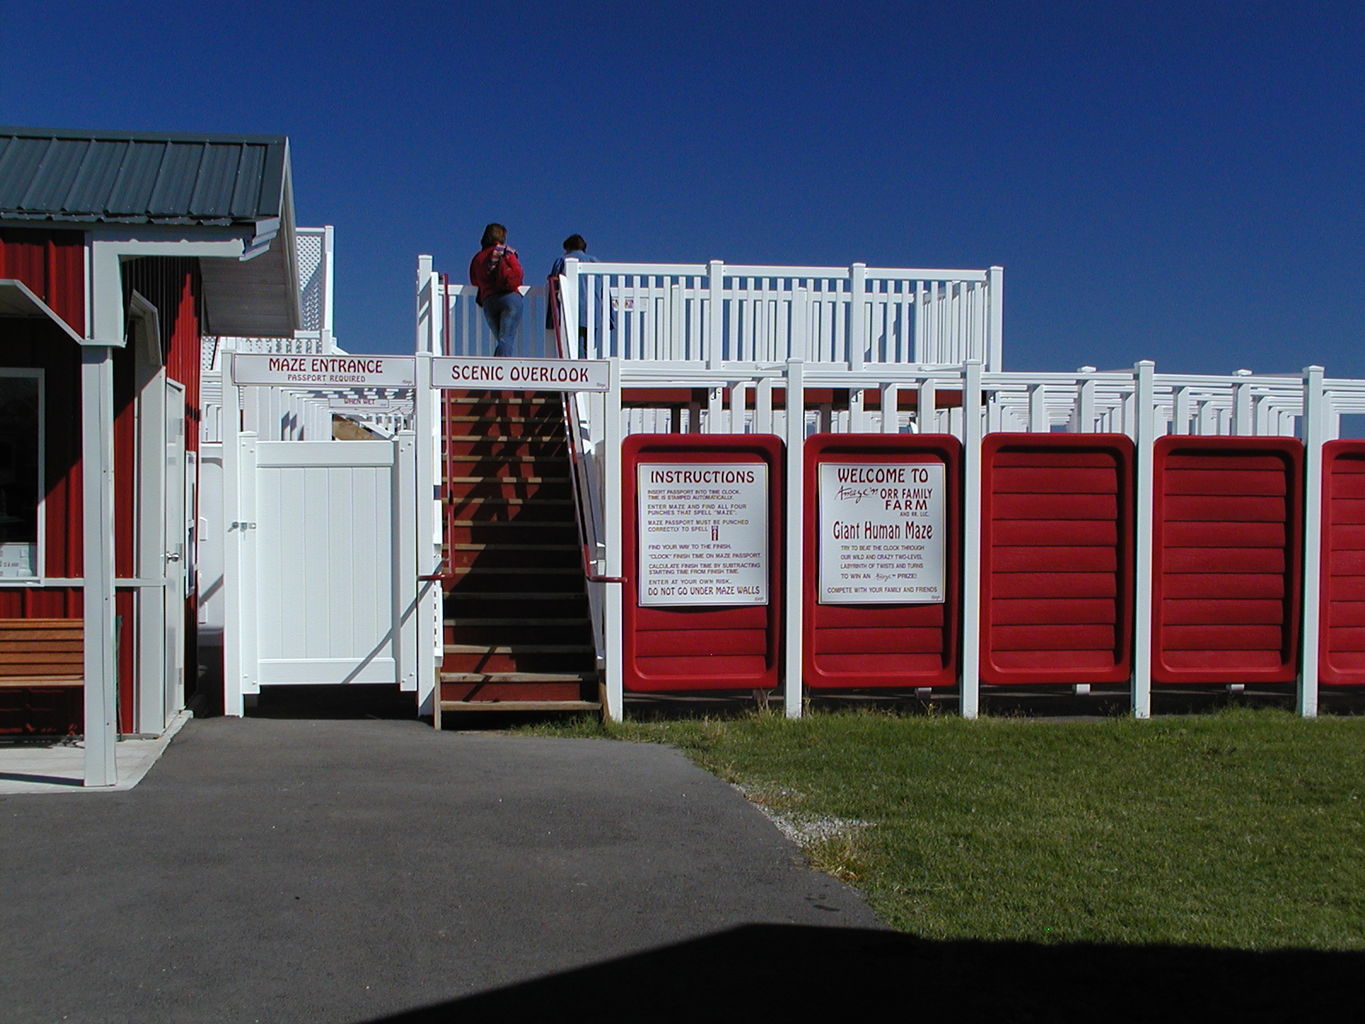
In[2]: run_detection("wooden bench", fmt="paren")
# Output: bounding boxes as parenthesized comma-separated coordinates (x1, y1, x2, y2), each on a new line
(0, 618, 84, 688)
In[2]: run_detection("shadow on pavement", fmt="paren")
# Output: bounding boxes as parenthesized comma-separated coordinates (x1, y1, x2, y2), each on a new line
(369, 923, 1363, 1022)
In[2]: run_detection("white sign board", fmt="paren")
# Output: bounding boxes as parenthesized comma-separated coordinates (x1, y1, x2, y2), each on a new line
(818, 462, 946, 604)
(638, 463, 768, 606)
(0, 541, 36, 577)
(232, 354, 416, 388)
(433, 356, 609, 392)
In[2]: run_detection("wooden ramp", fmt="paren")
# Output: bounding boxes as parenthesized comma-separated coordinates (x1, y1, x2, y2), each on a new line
(439, 390, 600, 717)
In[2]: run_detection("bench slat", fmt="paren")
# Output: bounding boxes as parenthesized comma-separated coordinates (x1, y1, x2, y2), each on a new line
(0, 618, 85, 688)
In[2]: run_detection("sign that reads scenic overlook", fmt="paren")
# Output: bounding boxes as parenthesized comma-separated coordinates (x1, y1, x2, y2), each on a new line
(818, 462, 946, 604)
(232, 354, 416, 388)
(638, 463, 768, 606)
(433, 356, 609, 392)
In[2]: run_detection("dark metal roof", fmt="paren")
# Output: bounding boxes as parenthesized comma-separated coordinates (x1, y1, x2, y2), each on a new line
(0, 126, 288, 227)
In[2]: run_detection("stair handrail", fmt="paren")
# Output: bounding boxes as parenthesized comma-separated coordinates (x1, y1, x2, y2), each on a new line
(549, 277, 617, 667)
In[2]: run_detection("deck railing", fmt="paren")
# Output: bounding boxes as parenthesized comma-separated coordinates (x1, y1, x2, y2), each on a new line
(418, 257, 1003, 369)
(559, 260, 1003, 370)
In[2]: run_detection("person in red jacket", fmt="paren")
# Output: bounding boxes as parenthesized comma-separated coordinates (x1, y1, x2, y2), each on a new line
(469, 223, 525, 356)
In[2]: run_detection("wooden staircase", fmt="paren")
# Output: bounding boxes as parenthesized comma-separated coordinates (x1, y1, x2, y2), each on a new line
(439, 390, 600, 715)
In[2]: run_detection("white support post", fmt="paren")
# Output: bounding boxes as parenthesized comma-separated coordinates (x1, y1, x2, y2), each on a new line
(603, 358, 625, 721)
(756, 377, 775, 435)
(784, 358, 806, 719)
(563, 258, 582, 358)
(918, 379, 937, 433)
(987, 266, 1004, 371)
(81, 346, 117, 787)
(707, 260, 724, 370)
(881, 383, 898, 433)
(1131, 360, 1156, 719)
(414, 353, 439, 717)
(729, 382, 748, 434)
(960, 360, 983, 719)
(395, 432, 418, 693)
(1234, 378, 1254, 436)
(1077, 375, 1096, 433)
(1029, 384, 1049, 432)
(222, 347, 244, 716)
(849, 386, 865, 432)
(706, 385, 723, 434)
(849, 263, 866, 371)
(237, 432, 260, 704)
(1173, 386, 1193, 434)
(1299, 365, 1325, 718)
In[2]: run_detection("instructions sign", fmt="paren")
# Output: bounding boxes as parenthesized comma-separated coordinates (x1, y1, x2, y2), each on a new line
(232, 354, 416, 388)
(638, 463, 768, 606)
(818, 461, 946, 604)
(433, 356, 609, 392)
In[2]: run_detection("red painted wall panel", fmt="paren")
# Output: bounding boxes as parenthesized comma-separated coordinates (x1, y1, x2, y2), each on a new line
(980, 434, 1134, 685)
(1320, 440, 1365, 685)
(0, 228, 85, 334)
(622, 435, 783, 692)
(1151, 437, 1303, 684)
(803, 434, 961, 689)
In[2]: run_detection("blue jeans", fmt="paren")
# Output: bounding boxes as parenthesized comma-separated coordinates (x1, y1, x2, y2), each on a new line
(482, 291, 524, 356)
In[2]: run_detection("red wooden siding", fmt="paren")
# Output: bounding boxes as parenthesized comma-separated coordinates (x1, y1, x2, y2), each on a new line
(1151, 437, 1303, 684)
(1, 230, 86, 733)
(0, 228, 85, 335)
(1320, 440, 1365, 685)
(803, 434, 961, 689)
(622, 435, 783, 692)
(980, 434, 1135, 685)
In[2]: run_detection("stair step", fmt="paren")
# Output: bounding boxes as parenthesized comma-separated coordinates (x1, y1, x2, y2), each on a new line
(446, 617, 587, 626)
(445, 644, 594, 654)
(440, 700, 601, 713)
(446, 476, 568, 485)
(440, 671, 597, 683)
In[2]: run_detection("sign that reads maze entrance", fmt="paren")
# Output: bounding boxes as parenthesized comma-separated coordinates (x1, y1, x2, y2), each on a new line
(232, 354, 416, 387)
(638, 463, 768, 606)
(818, 462, 946, 604)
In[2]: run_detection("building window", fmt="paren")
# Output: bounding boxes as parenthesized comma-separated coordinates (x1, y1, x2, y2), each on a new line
(0, 371, 42, 578)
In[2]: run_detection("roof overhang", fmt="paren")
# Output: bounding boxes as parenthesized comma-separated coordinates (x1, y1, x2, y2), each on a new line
(0, 278, 87, 344)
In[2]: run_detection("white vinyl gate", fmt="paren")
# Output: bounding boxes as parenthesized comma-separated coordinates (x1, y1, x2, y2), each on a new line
(223, 432, 422, 713)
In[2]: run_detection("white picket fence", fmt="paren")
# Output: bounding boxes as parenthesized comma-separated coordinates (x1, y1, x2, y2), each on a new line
(419, 256, 1002, 370)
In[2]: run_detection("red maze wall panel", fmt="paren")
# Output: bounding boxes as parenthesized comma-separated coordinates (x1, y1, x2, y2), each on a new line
(1320, 441, 1365, 685)
(1152, 436, 1303, 685)
(803, 434, 961, 689)
(622, 435, 783, 692)
(980, 434, 1135, 685)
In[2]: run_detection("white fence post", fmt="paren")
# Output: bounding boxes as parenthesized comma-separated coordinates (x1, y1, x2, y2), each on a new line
(784, 358, 806, 720)
(222, 350, 245, 717)
(987, 266, 1004, 371)
(1131, 360, 1156, 719)
(707, 260, 724, 370)
(603, 358, 625, 721)
(563, 258, 582, 357)
(849, 263, 866, 371)
(960, 361, 983, 719)
(395, 432, 418, 693)
(1299, 365, 1325, 718)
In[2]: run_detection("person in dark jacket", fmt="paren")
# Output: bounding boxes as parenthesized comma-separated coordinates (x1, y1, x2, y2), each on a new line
(469, 223, 525, 356)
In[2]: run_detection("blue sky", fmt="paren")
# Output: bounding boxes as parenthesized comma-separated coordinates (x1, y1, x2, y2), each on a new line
(6, 1, 1362, 376)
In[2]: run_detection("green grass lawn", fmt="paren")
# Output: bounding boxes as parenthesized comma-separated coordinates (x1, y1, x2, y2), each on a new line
(531, 708, 1365, 951)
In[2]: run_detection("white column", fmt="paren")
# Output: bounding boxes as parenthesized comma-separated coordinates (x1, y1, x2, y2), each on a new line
(81, 346, 117, 787)
(414, 353, 439, 717)
(960, 361, 983, 719)
(707, 260, 724, 370)
(987, 266, 1005, 371)
(222, 349, 245, 716)
(1299, 365, 1325, 718)
(563, 258, 581, 358)
(395, 432, 418, 693)
(784, 358, 806, 719)
(603, 358, 625, 721)
(849, 263, 866, 371)
(1131, 360, 1156, 719)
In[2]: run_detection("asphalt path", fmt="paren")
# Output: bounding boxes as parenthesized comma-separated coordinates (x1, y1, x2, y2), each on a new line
(0, 716, 884, 1022)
